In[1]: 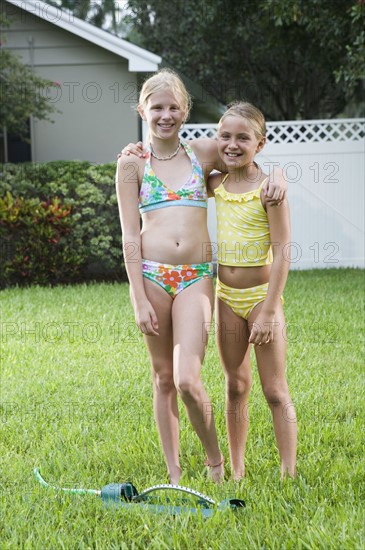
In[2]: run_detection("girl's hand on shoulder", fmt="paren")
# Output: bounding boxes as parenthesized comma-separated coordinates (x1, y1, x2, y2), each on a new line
(118, 141, 146, 159)
(263, 167, 287, 205)
(134, 300, 159, 336)
(249, 311, 276, 345)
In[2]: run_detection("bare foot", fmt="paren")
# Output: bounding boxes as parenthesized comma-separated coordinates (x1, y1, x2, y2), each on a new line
(205, 454, 225, 484)
(168, 465, 181, 485)
(281, 465, 296, 480)
(233, 470, 245, 482)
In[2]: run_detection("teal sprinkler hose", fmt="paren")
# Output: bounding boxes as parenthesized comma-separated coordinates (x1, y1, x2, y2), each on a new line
(34, 468, 245, 517)
(34, 468, 101, 496)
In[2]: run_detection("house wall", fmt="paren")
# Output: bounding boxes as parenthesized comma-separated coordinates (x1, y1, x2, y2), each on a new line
(1, 0, 139, 162)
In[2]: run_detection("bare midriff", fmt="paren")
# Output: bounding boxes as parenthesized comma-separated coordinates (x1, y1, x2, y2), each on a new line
(141, 206, 212, 264)
(218, 263, 271, 289)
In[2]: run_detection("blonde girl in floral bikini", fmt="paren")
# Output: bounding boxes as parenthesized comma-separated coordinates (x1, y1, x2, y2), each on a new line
(117, 69, 287, 484)
(208, 102, 297, 480)
(117, 69, 224, 485)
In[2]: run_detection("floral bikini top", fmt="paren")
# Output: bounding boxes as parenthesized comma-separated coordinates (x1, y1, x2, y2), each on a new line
(139, 140, 208, 214)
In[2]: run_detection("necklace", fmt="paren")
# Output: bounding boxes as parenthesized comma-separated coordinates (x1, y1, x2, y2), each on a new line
(150, 141, 181, 161)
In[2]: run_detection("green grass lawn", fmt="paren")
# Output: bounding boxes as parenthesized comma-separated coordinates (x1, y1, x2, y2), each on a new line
(1, 269, 364, 549)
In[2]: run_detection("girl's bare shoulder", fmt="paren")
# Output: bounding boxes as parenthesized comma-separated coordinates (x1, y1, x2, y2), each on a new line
(116, 154, 146, 184)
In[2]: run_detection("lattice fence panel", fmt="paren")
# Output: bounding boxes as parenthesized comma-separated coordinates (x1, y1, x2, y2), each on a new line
(181, 119, 365, 143)
(181, 126, 217, 140)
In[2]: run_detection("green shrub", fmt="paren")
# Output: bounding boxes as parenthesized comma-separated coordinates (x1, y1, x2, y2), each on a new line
(0, 161, 125, 287)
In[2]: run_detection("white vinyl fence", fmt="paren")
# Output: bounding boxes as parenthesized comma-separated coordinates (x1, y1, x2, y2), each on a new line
(181, 118, 365, 269)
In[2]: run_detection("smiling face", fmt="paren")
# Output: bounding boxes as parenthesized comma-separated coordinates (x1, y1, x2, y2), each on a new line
(217, 115, 266, 168)
(138, 89, 186, 141)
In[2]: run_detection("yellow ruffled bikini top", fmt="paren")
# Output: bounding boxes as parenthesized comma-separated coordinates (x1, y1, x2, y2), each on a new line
(214, 175, 273, 266)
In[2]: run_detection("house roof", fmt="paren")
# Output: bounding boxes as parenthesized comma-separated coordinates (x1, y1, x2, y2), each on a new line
(5, 0, 161, 72)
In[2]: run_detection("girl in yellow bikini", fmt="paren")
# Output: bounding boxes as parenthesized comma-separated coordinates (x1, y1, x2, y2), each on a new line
(208, 102, 297, 480)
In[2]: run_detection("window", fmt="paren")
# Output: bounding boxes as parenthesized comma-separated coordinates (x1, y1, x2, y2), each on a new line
(0, 121, 31, 163)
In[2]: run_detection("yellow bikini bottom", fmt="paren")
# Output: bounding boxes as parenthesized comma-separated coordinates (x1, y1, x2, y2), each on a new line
(216, 279, 283, 320)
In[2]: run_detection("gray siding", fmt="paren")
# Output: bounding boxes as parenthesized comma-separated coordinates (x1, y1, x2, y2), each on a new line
(1, 0, 139, 162)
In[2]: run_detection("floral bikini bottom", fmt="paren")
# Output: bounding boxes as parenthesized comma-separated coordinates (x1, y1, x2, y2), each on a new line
(142, 258, 213, 299)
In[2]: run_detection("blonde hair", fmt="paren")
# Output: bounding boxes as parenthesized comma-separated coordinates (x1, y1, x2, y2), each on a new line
(138, 68, 192, 121)
(218, 101, 266, 140)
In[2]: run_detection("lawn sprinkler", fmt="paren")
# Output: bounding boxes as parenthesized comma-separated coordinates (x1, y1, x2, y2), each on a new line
(34, 468, 245, 517)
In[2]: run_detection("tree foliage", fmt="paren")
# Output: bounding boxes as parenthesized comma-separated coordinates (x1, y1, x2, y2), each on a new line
(0, 14, 57, 138)
(45, 0, 123, 34)
(41, 0, 365, 119)
(124, 0, 364, 120)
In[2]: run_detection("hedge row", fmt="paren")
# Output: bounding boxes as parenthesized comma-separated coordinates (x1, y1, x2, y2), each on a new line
(0, 161, 126, 287)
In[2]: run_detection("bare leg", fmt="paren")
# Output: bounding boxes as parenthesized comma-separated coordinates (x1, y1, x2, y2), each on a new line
(172, 278, 224, 482)
(216, 296, 252, 480)
(143, 279, 181, 484)
(249, 302, 297, 478)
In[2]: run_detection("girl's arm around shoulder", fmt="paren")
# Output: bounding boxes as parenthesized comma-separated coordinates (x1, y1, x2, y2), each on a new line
(189, 138, 227, 178)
